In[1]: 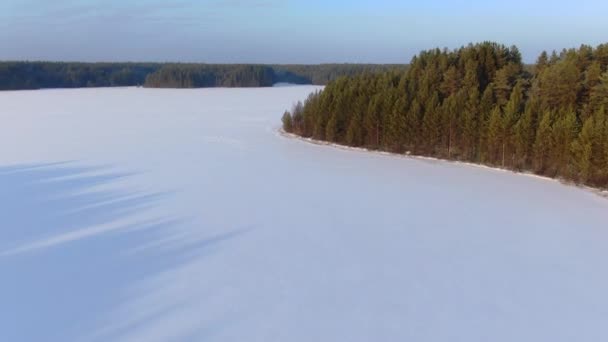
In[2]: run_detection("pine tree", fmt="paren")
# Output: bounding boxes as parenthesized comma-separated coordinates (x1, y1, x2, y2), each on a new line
(501, 82, 524, 167)
(493, 68, 512, 107)
(533, 111, 553, 173)
(291, 101, 305, 135)
(485, 106, 502, 164)
(404, 99, 422, 152)
(462, 60, 480, 91)
(583, 61, 602, 117)
(550, 109, 578, 177)
(535, 51, 549, 75)
(345, 111, 363, 147)
(326, 113, 338, 142)
(593, 106, 608, 184)
(284, 42, 608, 190)
(478, 84, 495, 161)
(539, 59, 580, 111)
(549, 50, 560, 64)
(589, 72, 608, 114)
(364, 95, 383, 148)
(422, 92, 441, 154)
(386, 97, 407, 152)
(441, 95, 461, 158)
(440, 66, 460, 97)
(572, 117, 594, 183)
(462, 88, 480, 160)
(479, 83, 495, 115)
(513, 105, 534, 169)
(281, 111, 293, 133)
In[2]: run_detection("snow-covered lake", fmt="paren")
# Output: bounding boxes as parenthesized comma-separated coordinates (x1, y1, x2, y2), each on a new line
(1, 86, 607, 341)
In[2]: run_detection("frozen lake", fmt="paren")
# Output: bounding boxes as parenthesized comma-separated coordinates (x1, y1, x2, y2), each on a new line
(1, 86, 607, 341)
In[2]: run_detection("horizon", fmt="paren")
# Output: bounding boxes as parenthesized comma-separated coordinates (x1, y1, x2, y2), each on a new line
(3, 1, 608, 341)
(0, 40, 603, 66)
(2, 0, 608, 64)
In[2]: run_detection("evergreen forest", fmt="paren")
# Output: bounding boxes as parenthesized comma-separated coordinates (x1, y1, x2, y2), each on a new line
(0, 62, 401, 90)
(282, 42, 608, 188)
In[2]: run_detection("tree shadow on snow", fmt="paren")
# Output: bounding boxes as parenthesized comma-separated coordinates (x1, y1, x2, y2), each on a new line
(0, 162, 249, 342)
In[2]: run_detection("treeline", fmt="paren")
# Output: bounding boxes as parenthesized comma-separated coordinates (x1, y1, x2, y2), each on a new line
(144, 64, 405, 88)
(0, 62, 160, 90)
(273, 64, 407, 85)
(144, 64, 276, 88)
(0, 62, 404, 90)
(282, 42, 608, 189)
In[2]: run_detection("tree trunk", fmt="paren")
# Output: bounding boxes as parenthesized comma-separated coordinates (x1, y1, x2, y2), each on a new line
(502, 142, 505, 167)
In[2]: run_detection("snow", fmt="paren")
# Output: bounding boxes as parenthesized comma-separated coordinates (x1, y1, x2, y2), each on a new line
(0, 86, 607, 342)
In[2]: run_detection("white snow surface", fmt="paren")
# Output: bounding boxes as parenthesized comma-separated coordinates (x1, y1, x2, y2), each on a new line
(1, 86, 607, 341)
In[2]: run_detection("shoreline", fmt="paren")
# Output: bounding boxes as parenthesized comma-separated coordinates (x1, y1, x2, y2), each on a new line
(277, 128, 608, 201)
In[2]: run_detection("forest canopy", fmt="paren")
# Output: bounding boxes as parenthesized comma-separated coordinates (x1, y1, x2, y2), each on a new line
(0, 62, 160, 90)
(143, 64, 276, 88)
(0, 62, 404, 90)
(282, 42, 608, 189)
(144, 64, 405, 88)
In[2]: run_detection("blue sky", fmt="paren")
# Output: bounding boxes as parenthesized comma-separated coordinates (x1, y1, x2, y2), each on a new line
(1, 0, 607, 63)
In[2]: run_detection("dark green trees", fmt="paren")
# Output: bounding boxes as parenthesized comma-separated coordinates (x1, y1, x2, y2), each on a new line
(282, 111, 293, 133)
(0, 62, 160, 90)
(143, 64, 408, 88)
(282, 42, 608, 189)
(144, 65, 276, 88)
(0, 62, 406, 90)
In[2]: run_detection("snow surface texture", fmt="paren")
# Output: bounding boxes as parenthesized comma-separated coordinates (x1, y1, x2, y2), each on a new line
(1, 86, 607, 342)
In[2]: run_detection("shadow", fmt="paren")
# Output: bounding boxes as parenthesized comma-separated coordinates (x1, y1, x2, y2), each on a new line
(0, 162, 249, 342)
(88, 227, 253, 342)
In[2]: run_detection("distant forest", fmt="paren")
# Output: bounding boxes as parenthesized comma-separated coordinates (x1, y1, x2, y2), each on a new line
(0, 62, 403, 90)
(0, 62, 159, 90)
(282, 42, 608, 189)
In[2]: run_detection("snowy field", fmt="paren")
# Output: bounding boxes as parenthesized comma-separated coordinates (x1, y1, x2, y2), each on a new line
(1, 86, 607, 341)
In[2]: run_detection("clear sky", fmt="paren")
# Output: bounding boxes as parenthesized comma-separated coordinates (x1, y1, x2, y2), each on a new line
(1, 0, 607, 64)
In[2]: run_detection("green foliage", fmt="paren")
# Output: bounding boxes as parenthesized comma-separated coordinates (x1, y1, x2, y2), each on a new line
(485, 107, 503, 164)
(144, 65, 276, 88)
(513, 104, 534, 168)
(272, 64, 407, 85)
(533, 111, 553, 173)
(0, 62, 160, 90)
(0, 62, 406, 90)
(282, 111, 293, 133)
(284, 42, 608, 189)
(572, 117, 594, 183)
(550, 110, 578, 177)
